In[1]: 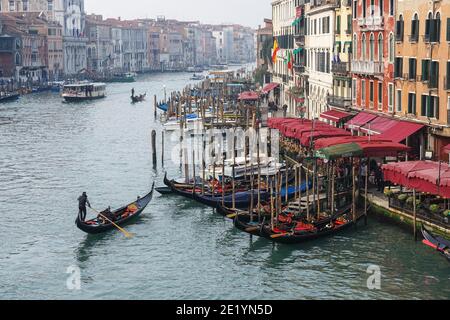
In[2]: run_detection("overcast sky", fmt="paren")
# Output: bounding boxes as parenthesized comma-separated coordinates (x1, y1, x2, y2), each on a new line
(85, 0, 272, 28)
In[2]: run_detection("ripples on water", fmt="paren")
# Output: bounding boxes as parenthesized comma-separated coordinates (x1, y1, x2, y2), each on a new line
(0, 71, 448, 300)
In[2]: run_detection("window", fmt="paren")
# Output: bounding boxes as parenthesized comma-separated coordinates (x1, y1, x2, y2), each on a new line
(409, 58, 417, 80)
(361, 34, 366, 60)
(352, 79, 357, 101)
(378, 82, 383, 110)
(389, 0, 394, 16)
(347, 14, 352, 33)
(408, 93, 416, 114)
(425, 12, 432, 42)
(378, 34, 383, 61)
(388, 83, 394, 112)
(446, 61, 450, 90)
(9, 0, 15, 11)
(396, 15, 404, 42)
(411, 14, 419, 42)
(430, 13, 441, 43)
(421, 95, 439, 119)
(361, 80, 366, 106)
(430, 61, 439, 88)
(336, 15, 341, 34)
(362, 0, 367, 18)
(353, 1, 357, 19)
(396, 90, 402, 112)
(22, 0, 28, 11)
(369, 81, 374, 107)
(395, 57, 403, 78)
(379, 0, 383, 17)
(369, 33, 374, 61)
(389, 33, 395, 63)
(421, 59, 430, 81)
(447, 18, 450, 42)
(353, 34, 358, 59)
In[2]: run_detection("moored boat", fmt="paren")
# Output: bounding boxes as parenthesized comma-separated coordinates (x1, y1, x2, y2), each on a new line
(421, 225, 450, 262)
(0, 92, 20, 103)
(62, 83, 106, 102)
(131, 93, 146, 103)
(75, 183, 154, 234)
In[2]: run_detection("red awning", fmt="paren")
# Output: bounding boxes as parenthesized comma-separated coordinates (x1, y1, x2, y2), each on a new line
(444, 144, 450, 154)
(360, 117, 399, 135)
(357, 141, 410, 158)
(262, 83, 279, 94)
(344, 112, 377, 131)
(378, 121, 424, 143)
(238, 91, 260, 101)
(314, 136, 394, 150)
(320, 110, 353, 122)
(383, 161, 450, 198)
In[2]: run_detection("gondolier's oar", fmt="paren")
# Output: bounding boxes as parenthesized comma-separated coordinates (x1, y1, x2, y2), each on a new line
(88, 207, 133, 238)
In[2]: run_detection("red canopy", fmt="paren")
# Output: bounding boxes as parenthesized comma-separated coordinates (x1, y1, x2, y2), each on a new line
(320, 110, 353, 122)
(344, 112, 377, 131)
(359, 117, 399, 135)
(378, 121, 424, 143)
(299, 129, 350, 146)
(357, 141, 410, 157)
(238, 91, 260, 101)
(383, 161, 450, 198)
(314, 136, 393, 150)
(267, 118, 299, 129)
(262, 83, 279, 94)
(444, 144, 450, 154)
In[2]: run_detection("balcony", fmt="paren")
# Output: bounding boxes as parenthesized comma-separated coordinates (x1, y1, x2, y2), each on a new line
(357, 16, 384, 31)
(332, 61, 350, 75)
(351, 60, 383, 76)
(310, 0, 339, 10)
(294, 34, 305, 45)
(294, 63, 305, 73)
(327, 95, 352, 109)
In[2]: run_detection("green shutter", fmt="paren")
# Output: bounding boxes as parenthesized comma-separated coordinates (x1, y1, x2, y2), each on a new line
(447, 18, 450, 41)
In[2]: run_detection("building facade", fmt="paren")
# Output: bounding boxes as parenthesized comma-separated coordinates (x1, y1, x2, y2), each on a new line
(395, 0, 450, 161)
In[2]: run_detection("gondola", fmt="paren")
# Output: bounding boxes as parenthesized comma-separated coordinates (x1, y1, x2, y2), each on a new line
(76, 183, 155, 235)
(131, 93, 146, 103)
(0, 92, 19, 103)
(260, 208, 361, 244)
(193, 190, 270, 209)
(155, 186, 174, 195)
(421, 225, 450, 262)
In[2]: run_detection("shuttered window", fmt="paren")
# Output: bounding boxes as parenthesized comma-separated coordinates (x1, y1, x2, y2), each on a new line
(447, 18, 450, 41)
(421, 59, 430, 82)
(409, 58, 417, 80)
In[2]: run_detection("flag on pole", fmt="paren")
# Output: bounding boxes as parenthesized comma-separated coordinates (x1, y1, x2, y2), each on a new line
(272, 39, 279, 64)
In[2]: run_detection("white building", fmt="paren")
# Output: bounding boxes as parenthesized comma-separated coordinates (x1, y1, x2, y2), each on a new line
(305, 0, 336, 120)
(272, 0, 296, 115)
(213, 26, 233, 64)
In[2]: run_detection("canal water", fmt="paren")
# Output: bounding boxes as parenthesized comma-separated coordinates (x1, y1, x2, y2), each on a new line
(0, 70, 448, 300)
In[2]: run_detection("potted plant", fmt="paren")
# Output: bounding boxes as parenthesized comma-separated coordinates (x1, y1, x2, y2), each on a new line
(398, 193, 408, 203)
(384, 188, 394, 198)
(443, 210, 450, 224)
(429, 204, 440, 215)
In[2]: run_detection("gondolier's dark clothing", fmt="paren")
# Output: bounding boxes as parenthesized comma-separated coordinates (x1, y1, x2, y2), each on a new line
(78, 194, 91, 221)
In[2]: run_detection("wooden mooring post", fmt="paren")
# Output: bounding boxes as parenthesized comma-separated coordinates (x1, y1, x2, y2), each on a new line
(151, 130, 157, 168)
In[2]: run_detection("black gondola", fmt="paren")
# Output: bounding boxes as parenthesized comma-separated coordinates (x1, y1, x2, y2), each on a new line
(155, 186, 173, 195)
(76, 183, 155, 234)
(0, 92, 19, 103)
(131, 93, 146, 103)
(260, 209, 362, 244)
(421, 225, 450, 262)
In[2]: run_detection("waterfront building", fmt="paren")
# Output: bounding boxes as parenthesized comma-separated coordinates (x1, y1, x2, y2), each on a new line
(0, 13, 49, 83)
(293, 0, 307, 117)
(272, 0, 296, 115)
(212, 26, 234, 64)
(395, 0, 450, 161)
(328, 0, 353, 117)
(256, 19, 273, 69)
(62, 0, 87, 76)
(0, 0, 65, 26)
(351, 0, 395, 116)
(85, 15, 114, 74)
(305, 0, 336, 120)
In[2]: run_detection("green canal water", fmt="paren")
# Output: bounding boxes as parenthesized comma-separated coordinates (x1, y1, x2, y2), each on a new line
(0, 71, 449, 300)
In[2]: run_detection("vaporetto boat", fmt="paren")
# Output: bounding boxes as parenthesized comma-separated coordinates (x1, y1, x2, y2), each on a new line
(62, 83, 107, 102)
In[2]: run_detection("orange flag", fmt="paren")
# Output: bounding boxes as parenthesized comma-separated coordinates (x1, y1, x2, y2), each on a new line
(272, 39, 279, 64)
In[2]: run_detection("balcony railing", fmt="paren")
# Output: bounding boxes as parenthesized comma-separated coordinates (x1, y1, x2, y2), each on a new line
(310, 0, 339, 9)
(351, 60, 383, 76)
(332, 61, 350, 75)
(294, 64, 305, 73)
(357, 16, 384, 31)
(327, 95, 352, 109)
(294, 34, 305, 45)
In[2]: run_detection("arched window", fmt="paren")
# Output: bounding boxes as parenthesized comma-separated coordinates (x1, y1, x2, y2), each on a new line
(361, 34, 367, 60)
(389, 33, 394, 63)
(425, 12, 432, 41)
(369, 33, 375, 61)
(410, 13, 419, 42)
(396, 15, 404, 42)
(434, 12, 441, 42)
(15, 53, 21, 65)
(378, 33, 383, 61)
(353, 33, 358, 59)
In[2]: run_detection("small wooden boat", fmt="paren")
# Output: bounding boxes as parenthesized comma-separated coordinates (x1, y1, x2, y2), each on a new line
(421, 225, 450, 262)
(131, 93, 146, 103)
(0, 92, 20, 103)
(76, 183, 155, 234)
(260, 208, 361, 244)
(155, 186, 173, 195)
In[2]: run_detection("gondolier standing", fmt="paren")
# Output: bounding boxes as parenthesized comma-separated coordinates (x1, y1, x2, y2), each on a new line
(131, 88, 135, 97)
(78, 192, 91, 222)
